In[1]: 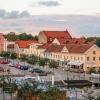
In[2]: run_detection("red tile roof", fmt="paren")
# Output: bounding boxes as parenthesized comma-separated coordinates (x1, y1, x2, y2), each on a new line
(66, 44, 93, 53)
(44, 30, 72, 38)
(45, 44, 94, 54)
(42, 30, 72, 43)
(38, 43, 51, 49)
(16, 40, 38, 48)
(45, 44, 65, 52)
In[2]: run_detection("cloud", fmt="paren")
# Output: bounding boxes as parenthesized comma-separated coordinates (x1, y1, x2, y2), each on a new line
(0, 9, 31, 19)
(31, 0, 60, 7)
(38, 1, 60, 7)
(0, 15, 100, 37)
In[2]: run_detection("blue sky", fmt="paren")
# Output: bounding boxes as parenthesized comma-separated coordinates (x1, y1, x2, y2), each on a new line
(0, 0, 100, 37)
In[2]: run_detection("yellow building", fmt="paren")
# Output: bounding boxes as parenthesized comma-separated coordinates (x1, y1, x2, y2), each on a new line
(43, 43, 100, 72)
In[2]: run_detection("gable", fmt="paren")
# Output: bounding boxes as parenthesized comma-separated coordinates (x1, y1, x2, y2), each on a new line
(52, 38, 60, 45)
(84, 45, 100, 54)
(61, 46, 69, 53)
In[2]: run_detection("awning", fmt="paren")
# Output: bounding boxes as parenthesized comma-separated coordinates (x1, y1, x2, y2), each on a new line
(67, 61, 83, 66)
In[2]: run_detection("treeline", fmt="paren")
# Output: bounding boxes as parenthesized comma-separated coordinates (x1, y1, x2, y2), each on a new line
(4, 32, 38, 41)
(86, 37, 100, 47)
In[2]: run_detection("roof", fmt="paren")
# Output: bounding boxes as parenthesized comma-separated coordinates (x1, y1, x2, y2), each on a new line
(45, 43, 94, 54)
(43, 30, 72, 39)
(66, 44, 93, 53)
(45, 44, 65, 52)
(16, 40, 38, 48)
(37, 43, 51, 49)
(7, 44, 14, 48)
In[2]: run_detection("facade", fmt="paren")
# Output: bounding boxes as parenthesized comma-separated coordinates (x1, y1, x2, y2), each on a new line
(42, 44, 100, 71)
(0, 33, 7, 53)
(14, 40, 41, 56)
(7, 41, 15, 52)
(7, 44, 15, 52)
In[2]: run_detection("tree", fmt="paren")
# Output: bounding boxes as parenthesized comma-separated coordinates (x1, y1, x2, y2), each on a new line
(88, 67, 96, 74)
(95, 38, 100, 47)
(18, 33, 29, 40)
(4, 32, 17, 41)
(49, 60, 59, 74)
(19, 54, 27, 65)
(27, 55, 38, 65)
(10, 53, 17, 64)
(38, 58, 46, 69)
(38, 86, 64, 100)
(17, 82, 41, 100)
(2, 52, 10, 61)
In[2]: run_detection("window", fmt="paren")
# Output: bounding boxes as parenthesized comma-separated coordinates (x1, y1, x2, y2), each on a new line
(71, 56, 73, 59)
(74, 57, 76, 60)
(78, 57, 79, 60)
(93, 51, 96, 54)
(81, 57, 83, 61)
(93, 57, 96, 61)
(87, 57, 89, 61)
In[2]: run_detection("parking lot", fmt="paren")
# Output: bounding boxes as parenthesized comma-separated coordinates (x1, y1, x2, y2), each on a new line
(0, 60, 89, 81)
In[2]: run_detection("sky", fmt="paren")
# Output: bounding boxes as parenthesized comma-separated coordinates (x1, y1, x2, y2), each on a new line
(0, 0, 100, 37)
(1, 0, 100, 15)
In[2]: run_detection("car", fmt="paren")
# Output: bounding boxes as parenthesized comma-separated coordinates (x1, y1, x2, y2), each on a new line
(20, 65, 29, 70)
(0, 61, 10, 64)
(29, 68, 48, 76)
(16, 64, 21, 69)
(29, 68, 41, 73)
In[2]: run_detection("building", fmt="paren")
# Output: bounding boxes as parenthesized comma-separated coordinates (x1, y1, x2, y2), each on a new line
(43, 43, 100, 71)
(0, 33, 7, 53)
(38, 30, 72, 44)
(14, 30, 100, 72)
(14, 40, 41, 56)
(38, 30, 86, 44)
(7, 41, 15, 52)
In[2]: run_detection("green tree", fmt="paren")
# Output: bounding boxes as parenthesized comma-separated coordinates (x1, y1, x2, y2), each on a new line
(18, 33, 29, 40)
(49, 60, 59, 74)
(10, 53, 17, 64)
(88, 67, 96, 74)
(38, 58, 46, 69)
(38, 86, 64, 100)
(4, 32, 17, 41)
(19, 54, 27, 65)
(95, 38, 100, 47)
(2, 52, 10, 61)
(27, 54, 38, 65)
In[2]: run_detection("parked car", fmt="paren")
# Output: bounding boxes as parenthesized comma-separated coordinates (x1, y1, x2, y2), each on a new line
(29, 68, 47, 76)
(0, 61, 10, 64)
(20, 65, 29, 70)
(29, 68, 41, 73)
(16, 64, 21, 69)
